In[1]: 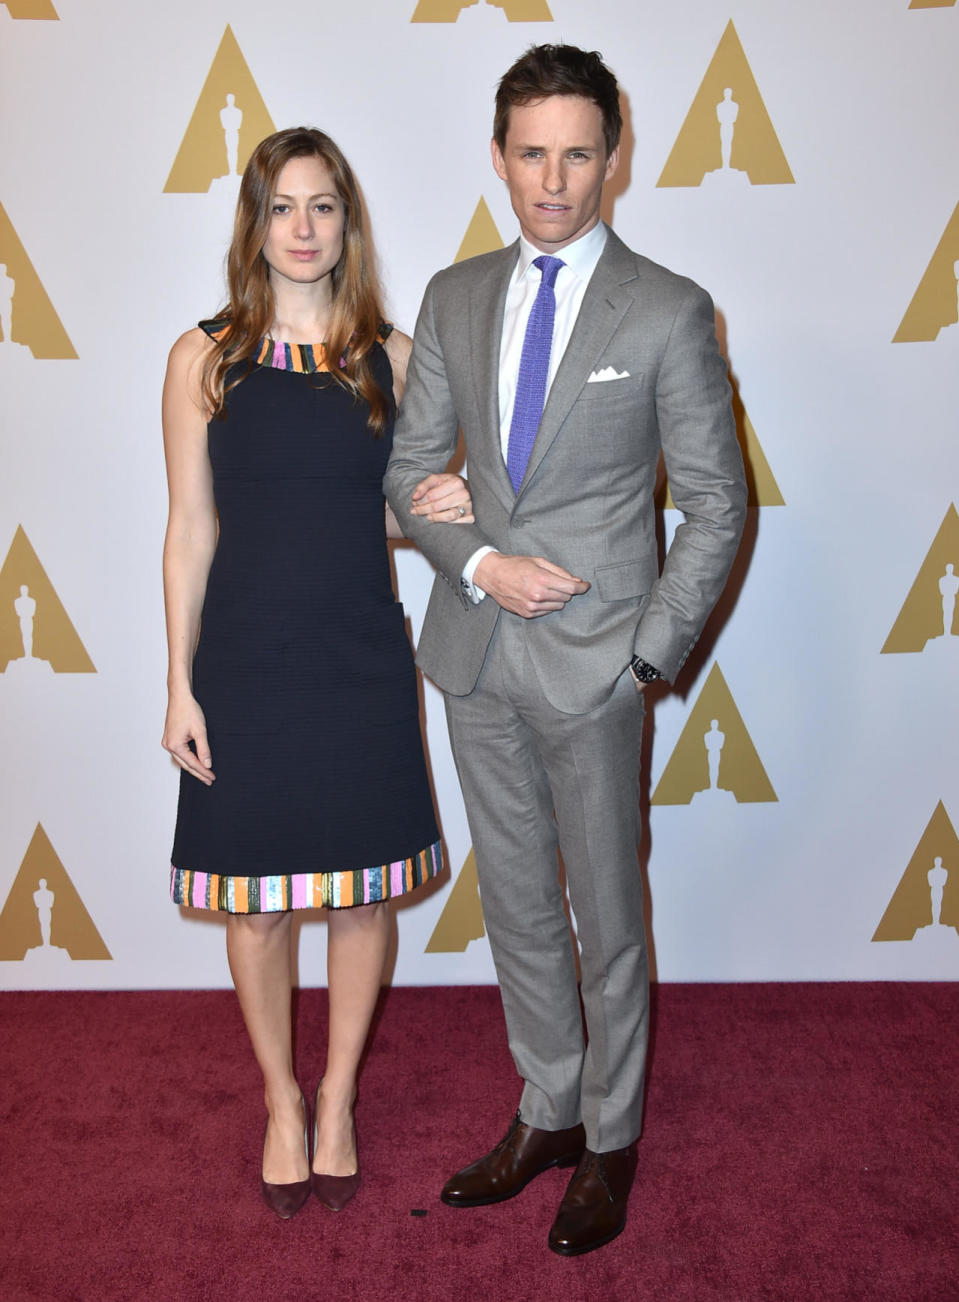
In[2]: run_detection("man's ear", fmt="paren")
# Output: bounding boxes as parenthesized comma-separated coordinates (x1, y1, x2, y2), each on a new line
(604, 146, 621, 182)
(491, 137, 508, 182)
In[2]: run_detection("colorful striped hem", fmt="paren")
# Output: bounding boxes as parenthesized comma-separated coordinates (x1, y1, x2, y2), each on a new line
(170, 841, 442, 913)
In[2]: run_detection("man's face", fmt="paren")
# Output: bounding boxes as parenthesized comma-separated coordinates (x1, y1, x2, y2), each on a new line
(491, 95, 619, 253)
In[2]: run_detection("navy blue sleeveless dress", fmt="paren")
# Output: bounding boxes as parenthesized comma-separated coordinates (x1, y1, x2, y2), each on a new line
(170, 326, 441, 912)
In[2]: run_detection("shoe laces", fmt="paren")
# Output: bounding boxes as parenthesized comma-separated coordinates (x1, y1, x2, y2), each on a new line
(582, 1150, 614, 1202)
(493, 1111, 524, 1156)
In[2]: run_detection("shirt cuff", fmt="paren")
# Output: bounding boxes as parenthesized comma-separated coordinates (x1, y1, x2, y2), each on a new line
(461, 546, 497, 604)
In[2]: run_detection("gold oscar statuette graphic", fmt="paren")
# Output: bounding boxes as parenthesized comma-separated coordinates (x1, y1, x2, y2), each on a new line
(1, 1, 58, 16)
(425, 849, 486, 952)
(455, 199, 505, 263)
(0, 526, 95, 674)
(164, 26, 276, 194)
(872, 803, 959, 949)
(0, 201, 76, 359)
(652, 663, 777, 806)
(882, 504, 959, 653)
(659, 396, 783, 509)
(893, 202, 959, 342)
(657, 20, 794, 188)
(411, 0, 552, 21)
(0, 824, 111, 962)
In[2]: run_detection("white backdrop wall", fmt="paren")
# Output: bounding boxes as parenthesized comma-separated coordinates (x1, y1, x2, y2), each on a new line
(0, 0, 956, 990)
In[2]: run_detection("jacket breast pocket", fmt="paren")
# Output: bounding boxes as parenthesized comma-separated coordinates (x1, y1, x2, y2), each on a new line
(583, 370, 646, 406)
(582, 372, 649, 452)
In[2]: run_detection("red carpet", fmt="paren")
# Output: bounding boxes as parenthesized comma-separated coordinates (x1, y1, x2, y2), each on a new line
(1, 983, 956, 1301)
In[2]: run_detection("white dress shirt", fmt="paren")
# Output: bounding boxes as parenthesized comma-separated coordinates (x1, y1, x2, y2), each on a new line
(462, 221, 608, 599)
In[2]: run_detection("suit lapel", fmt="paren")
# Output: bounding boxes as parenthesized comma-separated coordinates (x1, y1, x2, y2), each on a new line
(517, 228, 639, 496)
(468, 244, 518, 505)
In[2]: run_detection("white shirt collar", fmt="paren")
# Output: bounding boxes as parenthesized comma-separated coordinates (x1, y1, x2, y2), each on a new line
(514, 220, 608, 285)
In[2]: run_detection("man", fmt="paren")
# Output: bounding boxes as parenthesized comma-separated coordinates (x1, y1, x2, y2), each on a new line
(386, 44, 746, 1256)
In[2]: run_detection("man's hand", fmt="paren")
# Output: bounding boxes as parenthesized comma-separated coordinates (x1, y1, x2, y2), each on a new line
(475, 553, 589, 619)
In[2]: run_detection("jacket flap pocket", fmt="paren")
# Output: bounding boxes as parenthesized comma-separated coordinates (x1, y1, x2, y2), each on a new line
(593, 558, 657, 602)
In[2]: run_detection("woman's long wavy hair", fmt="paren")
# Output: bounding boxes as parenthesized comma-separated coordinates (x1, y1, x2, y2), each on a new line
(201, 127, 389, 433)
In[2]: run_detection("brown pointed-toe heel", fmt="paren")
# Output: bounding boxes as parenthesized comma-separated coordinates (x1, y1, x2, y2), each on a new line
(311, 1083, 360, 1211)
(311, 1168, 361, 1212)
(261, 1092, 312, 1220)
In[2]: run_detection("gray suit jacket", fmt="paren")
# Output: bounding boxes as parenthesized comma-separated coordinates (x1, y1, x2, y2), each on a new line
(385, 226, 747, 714)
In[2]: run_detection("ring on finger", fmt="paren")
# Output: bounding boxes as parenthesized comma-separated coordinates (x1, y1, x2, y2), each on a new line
(457, 503, 466, 517)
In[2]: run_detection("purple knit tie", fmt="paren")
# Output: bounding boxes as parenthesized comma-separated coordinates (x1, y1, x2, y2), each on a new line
(506, 255, 565, 493)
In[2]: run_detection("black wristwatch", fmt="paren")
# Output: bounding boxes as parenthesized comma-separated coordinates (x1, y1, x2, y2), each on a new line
(629, 656, 661, 684)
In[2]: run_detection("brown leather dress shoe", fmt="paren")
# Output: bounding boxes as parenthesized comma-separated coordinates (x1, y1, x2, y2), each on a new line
(548, 1146, 635, 1256)
(441, 1112, 586, 1207)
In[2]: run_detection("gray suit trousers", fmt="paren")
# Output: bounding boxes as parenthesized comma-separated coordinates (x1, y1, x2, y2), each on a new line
(445, 614, 650, 1152)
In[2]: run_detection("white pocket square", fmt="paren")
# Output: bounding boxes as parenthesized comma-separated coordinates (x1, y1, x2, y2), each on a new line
(587, 366, 630, 383)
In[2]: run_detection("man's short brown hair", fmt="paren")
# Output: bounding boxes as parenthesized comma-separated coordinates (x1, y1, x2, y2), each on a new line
(493, 44, 622, 158)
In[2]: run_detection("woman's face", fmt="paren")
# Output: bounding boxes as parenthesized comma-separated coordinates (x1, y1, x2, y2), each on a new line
(261, 154, 345, 291)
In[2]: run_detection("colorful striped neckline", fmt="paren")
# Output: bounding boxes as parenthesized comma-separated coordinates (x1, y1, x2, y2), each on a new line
(198, 319, 393, 375)
(198, 319, 332, 374)
(255, 337, 332, 374)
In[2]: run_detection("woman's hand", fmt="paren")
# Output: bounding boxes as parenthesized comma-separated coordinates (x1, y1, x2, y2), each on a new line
(162, 693, 215, 785)
(410, 473, 474, 524)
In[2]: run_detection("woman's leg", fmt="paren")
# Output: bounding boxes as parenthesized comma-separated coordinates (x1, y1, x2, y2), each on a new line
(313, 900, 390, 1176)
(226, 911, 308, 1184)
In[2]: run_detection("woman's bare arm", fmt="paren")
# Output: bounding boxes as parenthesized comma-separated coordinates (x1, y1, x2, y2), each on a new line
(160, 328, 219, 784)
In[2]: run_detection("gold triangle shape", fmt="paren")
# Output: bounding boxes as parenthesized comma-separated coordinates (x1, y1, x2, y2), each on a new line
(881, 504, 959, 652)
(411, 0, 552, 19)
(489, 0, 552, 13)
(659, 397, 783, 509)
(410, 0, 467, 17)
(454, 198, 505, 263)
(657, 20, 794, 188)
(0, 824, 111, 960)
(893, 201, 959, 342)
(1, 1, 58, 16)
(0, 201, 76, 358)
(872, 802, 959, 941)
(163, 25, 276, 194)
(0, 526, 95, 673)
(652, 662, 777, 805)
(425, 848, 486, 952)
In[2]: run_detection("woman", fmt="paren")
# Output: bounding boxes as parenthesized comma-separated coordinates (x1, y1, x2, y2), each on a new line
(161, 127, 471, 1220)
